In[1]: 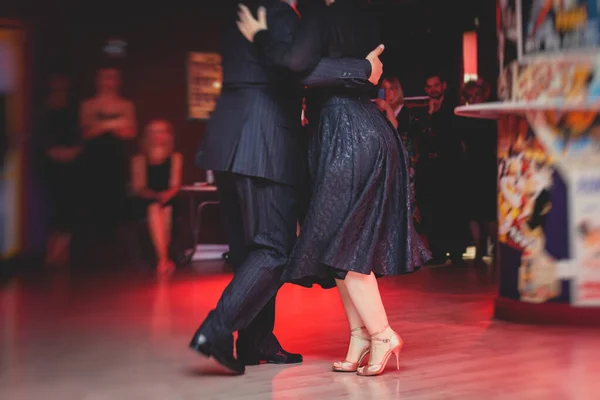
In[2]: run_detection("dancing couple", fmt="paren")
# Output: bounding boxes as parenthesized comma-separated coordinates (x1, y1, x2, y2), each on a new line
(191, 0, 430, 376)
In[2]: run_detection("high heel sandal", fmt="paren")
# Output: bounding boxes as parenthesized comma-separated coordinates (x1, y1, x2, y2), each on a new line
(332, 326, 371, 372)
(357, 326, 403, 377)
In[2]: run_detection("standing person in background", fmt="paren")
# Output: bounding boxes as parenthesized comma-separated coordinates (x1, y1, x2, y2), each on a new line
(130, 120, 182, 275)
(460, 79, 498, 264)
(414, 73, 468, 266)
(40, 73, 81, 268)
(79, 66, 136, 266)
(377, 76, 408, 132)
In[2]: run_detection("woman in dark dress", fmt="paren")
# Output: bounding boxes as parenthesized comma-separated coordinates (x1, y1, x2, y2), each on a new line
(41, 74, 82, 267)
(78, 67, 136, 267)
(130, 120, 182, 275)
(79, 67, 136, 236)
(238, 0, 430, 376)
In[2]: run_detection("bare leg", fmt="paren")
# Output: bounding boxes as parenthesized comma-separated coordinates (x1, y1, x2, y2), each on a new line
(162, 206, 173, 257)
(343, 271, 400, 371)
(334, 279, 368, 365)
(342, 272, 389, 335)
(147, 203, 168, 265)
(162, 206, 175, 271)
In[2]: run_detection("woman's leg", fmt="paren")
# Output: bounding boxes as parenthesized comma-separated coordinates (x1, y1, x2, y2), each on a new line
(343, 271, 401, 372)
(335, 279, 369, 364)
(162, 205, 173, 261)
(147, 203, 168, 264)
(342, 272, 389, 334)
(335, 279, 364, 329)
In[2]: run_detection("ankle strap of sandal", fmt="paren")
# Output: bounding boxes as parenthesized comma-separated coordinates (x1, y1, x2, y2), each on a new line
(350, 326, 369, 340)
(370, 325, 391, 343)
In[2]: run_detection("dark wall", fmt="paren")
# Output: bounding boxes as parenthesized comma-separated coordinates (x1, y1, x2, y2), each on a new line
(24, 0, 495, 184)
(31, 4, 234, 185)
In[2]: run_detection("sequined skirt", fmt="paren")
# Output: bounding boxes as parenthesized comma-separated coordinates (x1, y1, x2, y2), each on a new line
(283, 96, 431, 289)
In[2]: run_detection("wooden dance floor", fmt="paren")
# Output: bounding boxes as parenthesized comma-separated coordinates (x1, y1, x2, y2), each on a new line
(1, 262, 598, 399)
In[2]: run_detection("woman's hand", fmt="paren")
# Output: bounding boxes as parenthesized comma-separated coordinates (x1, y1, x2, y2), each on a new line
(237, 4, 268, 43)
(375, 99, 397, 128)
(375, 99, 388, 112)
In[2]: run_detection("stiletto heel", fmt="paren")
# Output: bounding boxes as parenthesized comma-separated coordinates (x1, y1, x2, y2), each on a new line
(357, 326, 403, 377)
(332, 326, 370, 372)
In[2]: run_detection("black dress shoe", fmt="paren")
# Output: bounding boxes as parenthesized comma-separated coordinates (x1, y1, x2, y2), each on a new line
(239, 349, 303, 366)
(189, 330, 245, 375)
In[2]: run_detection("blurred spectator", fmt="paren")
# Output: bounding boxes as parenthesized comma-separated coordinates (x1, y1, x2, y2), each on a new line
(378, 76, 421, 233)
(78, 66, 136, 267)
(78, 67, 136, 260)
(376, 76, 405, 130)
(413, 72, 468, 265)
(459, 78, 498, 264)
(130, 120, 182, 275)
(40, 73, 81, 268)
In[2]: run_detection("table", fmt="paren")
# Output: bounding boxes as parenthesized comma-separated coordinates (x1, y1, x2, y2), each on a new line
(180, 184, 228, 262)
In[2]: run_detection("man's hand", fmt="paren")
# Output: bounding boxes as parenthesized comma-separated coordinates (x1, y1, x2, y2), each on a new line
(428, 98, 441, 115)
(237, 4, 268, 43)
(366, 44, 385, 85)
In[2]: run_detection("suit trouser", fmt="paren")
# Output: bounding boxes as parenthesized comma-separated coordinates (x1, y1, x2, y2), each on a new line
(200, 171, 298, 355)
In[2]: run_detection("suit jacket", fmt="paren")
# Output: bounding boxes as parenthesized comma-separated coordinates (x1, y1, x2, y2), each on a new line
(195, 0, 372, 186)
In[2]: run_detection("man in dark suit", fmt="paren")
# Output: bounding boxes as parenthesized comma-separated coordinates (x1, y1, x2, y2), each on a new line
(190, 0, 384, 374)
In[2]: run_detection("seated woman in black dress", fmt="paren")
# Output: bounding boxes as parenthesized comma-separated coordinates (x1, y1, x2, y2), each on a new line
(130, 120, 182, 275)
(238, 0, 430, 376)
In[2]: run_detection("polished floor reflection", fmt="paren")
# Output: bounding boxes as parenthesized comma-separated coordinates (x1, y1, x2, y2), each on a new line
(1, 263, 598, 399)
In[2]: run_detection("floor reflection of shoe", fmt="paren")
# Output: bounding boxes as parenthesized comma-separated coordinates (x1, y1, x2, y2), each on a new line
(238, 348, 303, 366)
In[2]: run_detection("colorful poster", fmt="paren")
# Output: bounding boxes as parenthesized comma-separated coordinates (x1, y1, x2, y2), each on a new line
(527, 110, 600, 169)
(572, 170, 600, 305)
(187, 52, 222, 120)
(518, 0, 600, 60)
(513, 59, 598, 103)
(497, 115, 565, 303)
